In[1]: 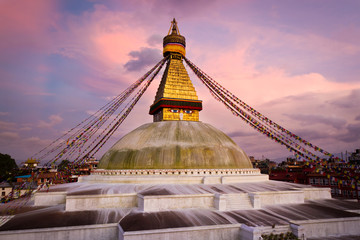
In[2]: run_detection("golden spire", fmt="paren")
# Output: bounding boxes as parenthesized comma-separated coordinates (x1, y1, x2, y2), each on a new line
(150, 19, 202, 122)
(163, 18, 186, 57)
(168, 18, 180, 35)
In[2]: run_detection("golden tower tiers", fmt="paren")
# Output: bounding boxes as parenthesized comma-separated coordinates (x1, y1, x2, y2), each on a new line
(149, 19, 202, 122)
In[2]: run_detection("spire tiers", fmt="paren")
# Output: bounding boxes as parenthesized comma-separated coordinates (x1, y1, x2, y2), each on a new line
(150, 20, 202, 122)
(163, 18, 186, 57)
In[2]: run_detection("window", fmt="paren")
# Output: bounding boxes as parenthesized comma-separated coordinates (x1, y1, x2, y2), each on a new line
(2, 192, 5, 196)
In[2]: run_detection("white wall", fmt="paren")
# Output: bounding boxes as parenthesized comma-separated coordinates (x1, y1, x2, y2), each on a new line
(65, 193, 137, 211)
(0, 223, 120, 240)
(120, 224, 242, 240)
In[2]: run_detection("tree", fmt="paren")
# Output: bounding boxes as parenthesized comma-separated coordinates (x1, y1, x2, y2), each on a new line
(0, 153, 18, 182)
(58, 159, 71, 171)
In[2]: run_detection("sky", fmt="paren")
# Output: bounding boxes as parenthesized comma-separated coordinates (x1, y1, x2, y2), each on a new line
(1, 0, 360, 163)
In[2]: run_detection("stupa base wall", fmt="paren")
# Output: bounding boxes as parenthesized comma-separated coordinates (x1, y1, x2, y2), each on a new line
(138, 194, 215, 212)
(120, 224, 242, 240)
(65, 193, 137, 211)
(34, 185, 331, 212)
(80, 169, 268, 185)
(249, 190, 305, 208)
(91, 168, 261, 177)
(34, 191, 67, 206)
(0, 223, 120, 240)
(290, 217, 360, 239)
(302, 187, 332, 200)
(3, 217, 360, 240)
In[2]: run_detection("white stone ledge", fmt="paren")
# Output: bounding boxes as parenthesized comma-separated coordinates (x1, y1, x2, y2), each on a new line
(34, 191, 67, 206)
(66, 193, 136, 199)
(249, 190, 305, 208)
(66, 193, 137, 211)
(0, 223, 120, 240)
(138, 193, 215, 212)
(80, 171, 267, 185)
(138, 193, 214, 199)
(291, 216, 360, 225)
(290, 217, 360, 239)
(347, 209, 360, 214)
(121, 224, 242, 240)
(221, 174, 269, 184)
(80, 175, 205, 184)
(300, 187, 331, 200)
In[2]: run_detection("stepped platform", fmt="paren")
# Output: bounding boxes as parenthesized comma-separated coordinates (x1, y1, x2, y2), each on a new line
(2, 175, 360, 240)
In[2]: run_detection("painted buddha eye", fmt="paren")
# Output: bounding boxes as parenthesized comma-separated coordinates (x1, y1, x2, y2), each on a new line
(170, 109, 179, 113)
(185, 110, 193, 114)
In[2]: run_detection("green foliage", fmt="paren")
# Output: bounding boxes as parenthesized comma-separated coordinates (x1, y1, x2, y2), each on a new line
(0, 153, 18, 182)
(261, 232, 299, 240)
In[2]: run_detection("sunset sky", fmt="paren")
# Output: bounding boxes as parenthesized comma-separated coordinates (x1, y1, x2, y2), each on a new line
(1, 0, 360, 163)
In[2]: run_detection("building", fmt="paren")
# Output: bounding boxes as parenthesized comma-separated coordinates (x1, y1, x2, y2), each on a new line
(74, 157, 99, 175)
(1, 19, 360, 240)
(0, 183, 12, 200)
(349, 149, 360, 165)
(22, 158, 39, 169)
(269, 155, 360, 200)
(307, 166, 360, 200)
(250, 157, 277, 174)
(269, 158, 311, 184)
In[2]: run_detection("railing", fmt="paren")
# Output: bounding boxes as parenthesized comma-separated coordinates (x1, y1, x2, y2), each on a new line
(92, 168, 261, 176)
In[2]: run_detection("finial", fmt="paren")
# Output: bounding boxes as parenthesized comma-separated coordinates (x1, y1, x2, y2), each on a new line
(163, 18, 186, 57)
(168, 18, 180, 35)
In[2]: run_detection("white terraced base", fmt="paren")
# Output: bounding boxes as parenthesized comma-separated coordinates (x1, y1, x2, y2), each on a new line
(1, 174, 359, 240)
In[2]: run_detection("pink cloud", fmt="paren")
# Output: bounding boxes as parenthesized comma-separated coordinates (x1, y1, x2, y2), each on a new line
(38, 115, 63, 128)
(0, 131, 19, 141)
(0, 0, 58, 56)
(0, 121, 16, 131)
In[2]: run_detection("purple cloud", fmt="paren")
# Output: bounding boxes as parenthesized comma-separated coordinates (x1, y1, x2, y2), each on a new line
(284, 114, 346, 129)
(124, 48, 162, 72)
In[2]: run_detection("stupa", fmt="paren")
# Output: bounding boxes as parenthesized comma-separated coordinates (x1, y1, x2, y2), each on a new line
(99, 18, 252, 173)
(1, 19, 360, 240)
